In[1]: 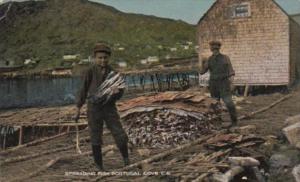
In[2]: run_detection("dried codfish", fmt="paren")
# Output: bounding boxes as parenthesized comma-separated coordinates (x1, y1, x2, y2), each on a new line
(88, 71, 126, 105)
(124, 109, 222, 148)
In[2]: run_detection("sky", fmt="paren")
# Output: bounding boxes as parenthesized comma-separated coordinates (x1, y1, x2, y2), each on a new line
(1, 0, 300, 24)
(92, 0, 300, 24)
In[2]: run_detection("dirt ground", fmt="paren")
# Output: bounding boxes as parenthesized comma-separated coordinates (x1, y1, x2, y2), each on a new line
(0, 87, 299, 182)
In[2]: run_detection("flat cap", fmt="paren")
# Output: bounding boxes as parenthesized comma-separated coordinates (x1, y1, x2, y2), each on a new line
(94, 43, 111, 55)
(209, 40, 222, 47)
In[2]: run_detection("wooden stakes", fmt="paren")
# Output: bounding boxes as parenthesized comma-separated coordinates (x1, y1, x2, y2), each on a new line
(126, 71, 198, 92)
(2, 132, 6, 150)
(244, 84, 250, 97)
(75, 125, 82, 154)
(18, 126, 23, 146)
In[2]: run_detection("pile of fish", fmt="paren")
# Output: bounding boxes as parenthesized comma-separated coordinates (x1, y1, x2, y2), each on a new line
(124, 108, 222, 148)
(118, 91, 224, 148)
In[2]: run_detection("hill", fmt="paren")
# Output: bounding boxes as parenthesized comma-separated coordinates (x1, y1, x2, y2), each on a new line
(0, 0, 196, 72)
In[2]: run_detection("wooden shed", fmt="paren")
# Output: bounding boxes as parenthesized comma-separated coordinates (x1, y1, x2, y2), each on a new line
(292, 13, 300, 25)
(197, 0, 300, 86)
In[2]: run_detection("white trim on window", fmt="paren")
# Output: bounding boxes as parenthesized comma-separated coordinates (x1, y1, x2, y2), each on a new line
(230, 2, 251, 18)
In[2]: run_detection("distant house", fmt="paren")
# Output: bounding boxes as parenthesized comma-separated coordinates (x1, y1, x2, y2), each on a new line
(0, 60, 12, 67)
(63, 54, 80, 61)
(0, 60, 23, 72)
(24, 59, 38, 66)
(78, 56, 92, 65)
(165, 55, 171, 60)
(139, 56, 159, 65)
(117, 61, 127, 68)
(183, 45, 190, 50)
(170, 48, 177, 52)
(157, 45, 163, 49)
(147, 56, 159, 63)
(140, 59, 148, 65)
(62, 54, 80, 67)
(51, 68, 72, 76)
(24, 59, 32, 65)
(198, 0, 300, 86)
(78, 59, 89, 65)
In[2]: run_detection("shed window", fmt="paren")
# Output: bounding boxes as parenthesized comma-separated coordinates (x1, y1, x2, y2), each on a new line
(230, 3, 251, 18)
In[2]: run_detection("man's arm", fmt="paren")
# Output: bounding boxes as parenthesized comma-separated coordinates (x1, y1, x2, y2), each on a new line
(76, 68, 92, 109)
(224, 55, 235, 90)
(225, 55, 235, 78)
(199, 58, 209, 75)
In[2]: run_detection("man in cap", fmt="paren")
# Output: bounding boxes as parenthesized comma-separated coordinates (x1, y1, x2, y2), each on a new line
(200, 41, 238, 126)
(75, 43, 129, 170)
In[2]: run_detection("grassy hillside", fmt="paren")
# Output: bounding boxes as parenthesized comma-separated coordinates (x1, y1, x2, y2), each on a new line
(0, 0, 197, 72)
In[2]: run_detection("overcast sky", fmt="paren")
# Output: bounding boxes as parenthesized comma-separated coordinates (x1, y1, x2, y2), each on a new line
(1, 0, 300, 24)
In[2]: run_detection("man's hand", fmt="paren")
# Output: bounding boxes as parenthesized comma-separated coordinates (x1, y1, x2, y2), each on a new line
(229, 76, 235, 92)
(229, 76, 234, 83)
(74, 107, 81, 123)
(111, 85, 120, 94)
(199, 57, 209, 75)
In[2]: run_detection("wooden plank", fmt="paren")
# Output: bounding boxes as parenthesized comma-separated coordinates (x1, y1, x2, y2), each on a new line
(238, 94, 292, 120)
(21, 122, 88, 127)
(3, 133, 6, 150)
(244, 84, 249, 97)
(18, 126, 23, 146)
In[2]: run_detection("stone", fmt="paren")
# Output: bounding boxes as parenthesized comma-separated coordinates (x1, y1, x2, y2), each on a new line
(228, 157, 260, 167)
(269, 154, 293, 169)
(261, 135, 278, 155)
(137, 149, 151, 157)
(105, 150, 114, 157)
(212, 166, 244, 182)
(282, 122, 300, 147)
(293, 164, 300, 182)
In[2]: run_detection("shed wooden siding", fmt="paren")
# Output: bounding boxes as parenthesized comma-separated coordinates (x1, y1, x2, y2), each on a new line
(289, 19, 300, 83)
(292, 14, 300, 25)
(197, 0, 290, 85)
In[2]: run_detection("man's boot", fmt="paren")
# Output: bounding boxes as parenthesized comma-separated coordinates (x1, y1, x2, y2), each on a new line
(228, 107, 238, 127)
(223, 96, 238, 127)
(91, 145, 104, 170)
(119, 143, 130, 166)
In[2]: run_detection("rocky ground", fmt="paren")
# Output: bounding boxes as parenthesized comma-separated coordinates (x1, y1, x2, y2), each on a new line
(0, 87, 299, 182)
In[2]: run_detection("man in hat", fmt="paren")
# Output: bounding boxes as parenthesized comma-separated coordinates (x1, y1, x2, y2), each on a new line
(200, 41, 238, 126)
(75, 43, 129, 170)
